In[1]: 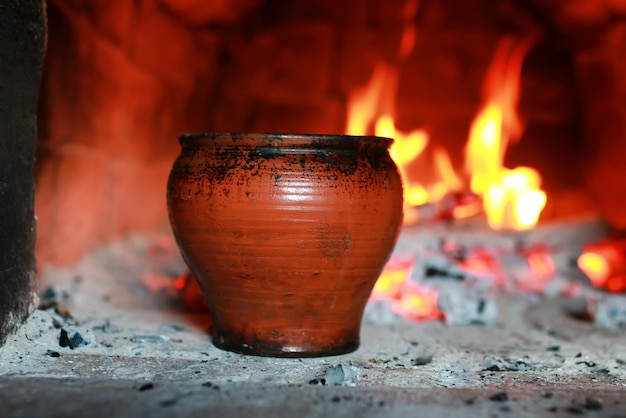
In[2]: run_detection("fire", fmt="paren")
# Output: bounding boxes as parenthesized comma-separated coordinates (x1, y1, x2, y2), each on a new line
(344, 0, 446, 225)
(345, 64, 396, 137)
(465, 37, 546, 231)
(343, 5, 551, 319)
(375, 115, 430, 207)
(466, 104, 505, 196)
(345, 36, 546, 230)
(345, 62, 434, 224)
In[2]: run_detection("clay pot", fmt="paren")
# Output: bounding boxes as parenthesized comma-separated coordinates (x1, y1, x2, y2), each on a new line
(166, 133, 403, 357)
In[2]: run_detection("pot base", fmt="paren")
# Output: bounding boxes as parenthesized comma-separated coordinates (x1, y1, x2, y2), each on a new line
(212, 331, 360, 358)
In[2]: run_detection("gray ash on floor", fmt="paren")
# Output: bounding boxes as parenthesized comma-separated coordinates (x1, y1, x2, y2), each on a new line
(0, 233, 624, 392)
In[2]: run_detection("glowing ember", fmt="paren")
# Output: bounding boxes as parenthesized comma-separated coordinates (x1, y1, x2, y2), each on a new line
(526, 247, 556, 281)
(142, 270, 206, 312)
(579, 251, 611, 287)
(392, 284, 441, 321)
(578, 240, 626, 293)
(372, 265, 409, 299)
(371, 265, 442, 321)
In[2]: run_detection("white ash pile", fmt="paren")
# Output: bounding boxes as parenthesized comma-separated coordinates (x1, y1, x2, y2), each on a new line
(363, 216, 626, 329)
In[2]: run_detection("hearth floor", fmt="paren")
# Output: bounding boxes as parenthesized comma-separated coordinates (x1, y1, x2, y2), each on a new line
(1, 235, 625, 417)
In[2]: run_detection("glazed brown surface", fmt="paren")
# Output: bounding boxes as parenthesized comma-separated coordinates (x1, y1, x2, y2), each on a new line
(167, 133, 403, 357)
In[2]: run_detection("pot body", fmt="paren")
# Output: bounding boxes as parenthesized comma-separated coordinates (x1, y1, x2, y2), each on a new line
(167, 133, 403, 357)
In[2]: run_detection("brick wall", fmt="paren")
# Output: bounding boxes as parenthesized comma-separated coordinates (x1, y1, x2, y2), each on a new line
(35, 0, 622, 267)
(36, 0, 225, 266)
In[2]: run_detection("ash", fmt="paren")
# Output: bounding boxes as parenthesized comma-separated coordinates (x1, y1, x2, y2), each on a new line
(365, 215, 626, 329)
(1, 230, 626, 393)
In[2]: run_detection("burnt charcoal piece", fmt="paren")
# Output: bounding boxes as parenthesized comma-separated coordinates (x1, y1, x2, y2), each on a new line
(138, 383, 154, 392)
(68, 331, 89, 348)
(564, 406, 584, 415)
(0, 0, 45, 347)
(200, 381, 220, 391)
(489, 392, 509, 402)
(308, 378, 326, 386)
(583, 397, 603, 411)
(424, 266, 465, 281)
(411, 355, 433, 366)
(59, 329, 71, 348)
(59, 327, 94, 349)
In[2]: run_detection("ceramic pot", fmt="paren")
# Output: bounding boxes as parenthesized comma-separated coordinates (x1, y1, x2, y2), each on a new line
(167, 133, 403, 357)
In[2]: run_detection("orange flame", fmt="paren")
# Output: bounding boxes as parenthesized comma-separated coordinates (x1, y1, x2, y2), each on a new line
(344, 14, 551, 322)
(433, 147, 463, 193)
(375, 115, 430, 207)
(345, 64, 396, 137)
(465, 36, 546, 230)
(346, 35, 545, 230)
(344, 0, 444, 225)
(345, 62, 435, 224)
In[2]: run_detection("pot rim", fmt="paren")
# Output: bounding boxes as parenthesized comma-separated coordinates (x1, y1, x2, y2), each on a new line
(178, 132, 394, 148)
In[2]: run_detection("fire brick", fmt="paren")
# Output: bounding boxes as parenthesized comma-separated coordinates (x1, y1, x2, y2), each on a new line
(220, 23, 333, 105)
